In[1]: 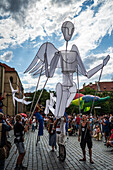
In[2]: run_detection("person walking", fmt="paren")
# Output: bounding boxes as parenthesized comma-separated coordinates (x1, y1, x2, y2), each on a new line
(48, 117, 56, 152)
(32, 117, 36, 132)
(14, 114, 28, 170)
(102, 116, 109, 143)
(76, 114, 80, 134)
(0, 112, 13, 170)
(78, 115, 94, 164)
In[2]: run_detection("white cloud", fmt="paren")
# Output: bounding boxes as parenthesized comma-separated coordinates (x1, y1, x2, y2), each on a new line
(21, 68, 62, 92)
(1, 0, 113, 92)
(0, 51, 13, 62)
(1, 0, 113, 55)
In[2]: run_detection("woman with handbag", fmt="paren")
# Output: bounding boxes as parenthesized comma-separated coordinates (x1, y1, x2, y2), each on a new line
(0, 112, 13, 170)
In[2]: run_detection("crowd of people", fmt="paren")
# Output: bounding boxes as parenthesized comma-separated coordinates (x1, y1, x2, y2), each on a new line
(0, 90, 113, 169)
(46, 113, 113, 164)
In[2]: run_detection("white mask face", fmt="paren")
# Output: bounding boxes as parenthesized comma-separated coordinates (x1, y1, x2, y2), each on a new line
(61, 21, 74, 41)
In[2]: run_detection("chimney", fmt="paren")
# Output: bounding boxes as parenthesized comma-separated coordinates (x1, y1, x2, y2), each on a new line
(83, 83, 85, 88)
(89, 82, 92, 86)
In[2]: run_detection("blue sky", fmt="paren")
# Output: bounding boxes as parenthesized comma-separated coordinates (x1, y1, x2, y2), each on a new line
(0, 0, 113, 92)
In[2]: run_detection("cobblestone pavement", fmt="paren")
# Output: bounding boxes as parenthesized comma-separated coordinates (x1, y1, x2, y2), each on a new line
(5, 129, 113, 170)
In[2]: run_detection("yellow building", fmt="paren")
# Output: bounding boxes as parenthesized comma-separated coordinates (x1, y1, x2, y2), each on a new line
(0, 62, 24, 116)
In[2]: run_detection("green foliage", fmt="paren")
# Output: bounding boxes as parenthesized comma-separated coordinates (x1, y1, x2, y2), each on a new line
(80, 87, 113, 115)
(26, 89, 50, 112)
(26, 87, 113, 116)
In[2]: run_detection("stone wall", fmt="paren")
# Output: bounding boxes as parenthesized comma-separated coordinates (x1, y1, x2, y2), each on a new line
(2, 71, 24, 116)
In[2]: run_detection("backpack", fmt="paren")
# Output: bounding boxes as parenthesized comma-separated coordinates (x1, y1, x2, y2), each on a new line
(0, 123, 12, 159)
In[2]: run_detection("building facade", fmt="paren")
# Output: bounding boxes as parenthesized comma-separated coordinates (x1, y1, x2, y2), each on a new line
(80, 82, 113, 92)
(0, 62, 24, 116)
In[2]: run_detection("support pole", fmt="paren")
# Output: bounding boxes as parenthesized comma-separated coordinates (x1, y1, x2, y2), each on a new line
(90, 67, 104, 115)
(29, 77, 49, 120)
(29, 66, 43, 116)
(77, 66, 81, 115)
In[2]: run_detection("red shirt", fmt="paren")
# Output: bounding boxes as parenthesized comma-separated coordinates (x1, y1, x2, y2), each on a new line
(76, 117, 80, 125)
(110, 133, 113, 139)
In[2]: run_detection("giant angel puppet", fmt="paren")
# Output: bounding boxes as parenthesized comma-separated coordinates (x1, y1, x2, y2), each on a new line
(24, 21, 110, 118)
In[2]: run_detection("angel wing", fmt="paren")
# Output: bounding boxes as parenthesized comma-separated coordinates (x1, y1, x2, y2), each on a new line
(23, 100, 32, 105)
(9, 80, 18, 94)
(24, 42, 59, 77)
(14, 97, 32, 105)
(71, 45, 110, 78)
(9, 80, 18, 106)
(14, 97, 23, 103)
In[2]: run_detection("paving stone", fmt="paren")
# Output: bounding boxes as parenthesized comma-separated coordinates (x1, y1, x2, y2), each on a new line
(4, 129, 113, 170)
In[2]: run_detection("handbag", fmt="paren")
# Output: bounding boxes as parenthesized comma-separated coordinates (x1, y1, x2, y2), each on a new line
(0, 123, 12, 160)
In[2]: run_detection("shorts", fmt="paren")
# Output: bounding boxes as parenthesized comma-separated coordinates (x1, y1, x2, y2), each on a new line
(16, 142, 25, 154)
(80, 138, 92, 149)
(104, 130, 109, 137)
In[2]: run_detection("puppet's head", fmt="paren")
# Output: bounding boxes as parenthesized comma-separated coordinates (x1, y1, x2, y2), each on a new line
(61, 21, 74, 42)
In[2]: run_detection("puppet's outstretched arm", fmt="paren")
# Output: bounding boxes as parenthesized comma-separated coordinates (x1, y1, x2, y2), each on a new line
(87, 55, 110, 78)
(71, 45, 110, 78)
(71, 45, 87, 76)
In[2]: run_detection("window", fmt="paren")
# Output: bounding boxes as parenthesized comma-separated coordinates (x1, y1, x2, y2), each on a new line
(10, 76, 13, 83)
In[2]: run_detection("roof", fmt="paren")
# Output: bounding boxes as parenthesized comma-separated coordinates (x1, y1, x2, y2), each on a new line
(0, 62, 23, 87)
(0, 62, 15, 72)
(80, 82, 113, 92)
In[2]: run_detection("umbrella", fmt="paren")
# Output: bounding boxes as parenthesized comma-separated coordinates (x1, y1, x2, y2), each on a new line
(20, 113, 27, 117)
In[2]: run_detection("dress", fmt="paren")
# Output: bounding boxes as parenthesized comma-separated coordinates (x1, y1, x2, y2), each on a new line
(80, 122, 92, 149)
(48, 123, 56, 147)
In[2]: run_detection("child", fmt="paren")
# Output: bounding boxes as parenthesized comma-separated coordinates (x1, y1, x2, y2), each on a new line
(93, 125, 102, 141)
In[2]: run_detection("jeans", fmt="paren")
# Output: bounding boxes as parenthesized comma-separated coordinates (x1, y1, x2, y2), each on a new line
(32, 124, 35, 132)
(0, 159, 5, 170)
(76, 124, 79, 131)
